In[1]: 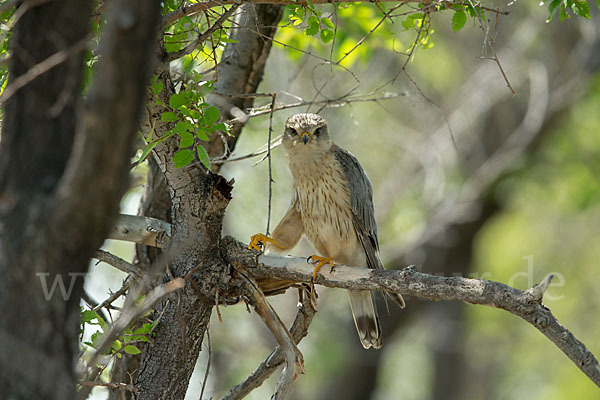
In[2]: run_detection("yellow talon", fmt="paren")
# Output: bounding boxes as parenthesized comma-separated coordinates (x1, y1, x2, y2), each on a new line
(248, 233, 283, 252)
(308, 255, 335, 278)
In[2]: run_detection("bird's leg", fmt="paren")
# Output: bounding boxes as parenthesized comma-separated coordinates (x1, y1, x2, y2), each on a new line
(307, 255, 335, 278)
(248, 233, 284, 252)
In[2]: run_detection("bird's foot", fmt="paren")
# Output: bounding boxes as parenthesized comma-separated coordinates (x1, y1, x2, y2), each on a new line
(307, 255, 335, 278)
(248, 233, 283, 252)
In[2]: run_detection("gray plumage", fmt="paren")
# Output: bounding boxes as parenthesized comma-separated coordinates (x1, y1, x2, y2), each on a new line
(266, 113, 404, 349)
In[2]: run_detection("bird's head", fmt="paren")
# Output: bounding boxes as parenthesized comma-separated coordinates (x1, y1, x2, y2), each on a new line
(282, 113, 332, 157)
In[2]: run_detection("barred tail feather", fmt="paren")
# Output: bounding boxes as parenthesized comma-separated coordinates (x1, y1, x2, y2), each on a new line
(348, 290, 382, 349)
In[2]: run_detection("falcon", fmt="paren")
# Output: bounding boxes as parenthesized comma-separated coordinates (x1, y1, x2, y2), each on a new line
(249, 113, 404, 349)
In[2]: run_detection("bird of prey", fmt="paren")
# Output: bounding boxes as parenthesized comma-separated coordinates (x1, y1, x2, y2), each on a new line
(249, 113, 404, 349)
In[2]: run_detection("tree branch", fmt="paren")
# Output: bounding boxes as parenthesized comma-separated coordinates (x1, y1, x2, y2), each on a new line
(164, 4, 240, 62)
(221, 238, 600, 388)
(108, 214, 172, 248)
(236, 270, 305, 400)
(221, 290, 316, 400)
(94, 250, 139, 274)
(162, 0, 507, 27)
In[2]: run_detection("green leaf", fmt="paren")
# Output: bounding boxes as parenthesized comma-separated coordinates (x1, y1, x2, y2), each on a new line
(320, 28, 334, 43)
(151, 76, 163, 95)
(112, 340, 122, 351)
(169, 92, 188, 109)
(179, 131, 194, 148)
(81, 310, 98, 324)
(134, 324, 152, 335)
(401, 13, 423, 30)
(161, 111, 178, 122)
(123, 344, 141, 354)
(546, 0, 562, 22)
(173, 149, 193, 168)
(172, 120, 193, 134)
(204, 106, 220, 125)
(559, 5, 570, 21)
(571, 0, 590, 18)
(321, 17, 334, 28)
(196, 128, 210, 141)
(305, 15, 320, 36)
(452, 11, 467, 32)
(196, 145, 211, 169)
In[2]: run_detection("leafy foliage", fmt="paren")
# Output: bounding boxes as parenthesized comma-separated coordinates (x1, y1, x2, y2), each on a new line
(80, 306, 156, 360)
(541, 0, 592, 22)
(136, 77, 230, 169)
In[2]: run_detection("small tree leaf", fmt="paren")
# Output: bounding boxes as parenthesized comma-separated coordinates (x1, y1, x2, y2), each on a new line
(321, 17, 334, 28)
(123, 345, 141, 355)
(173, 149, 193, 168)
(196, 128, 210, 141)
(161, 111, 178, 122)
(196, 145, 211, 169)
(305, 15, 320, 36)
(571, 0, 590, 18)
(204, 106, 220, 126)
(179, 131, 194, 148)
(452, 11, 467, 32)
(320, 28, 334, 43)
(172, 120, 193, 134)
(169, 92, 187, 109)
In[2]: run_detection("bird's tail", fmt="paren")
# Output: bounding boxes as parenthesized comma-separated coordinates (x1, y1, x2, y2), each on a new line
(348, 290, 382, 349)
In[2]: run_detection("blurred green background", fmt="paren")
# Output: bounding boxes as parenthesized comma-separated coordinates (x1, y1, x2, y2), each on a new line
(87, 2, 600, 399)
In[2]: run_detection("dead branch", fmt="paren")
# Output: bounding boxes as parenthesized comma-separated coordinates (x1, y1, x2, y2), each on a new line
(108, 214, 172, 248)
(236, 268, 305, 400)
(221, 238, 600, 388)
(80, 381, 139, 392)
(221, 290, 316, 400)
(94, 250, 140, 275)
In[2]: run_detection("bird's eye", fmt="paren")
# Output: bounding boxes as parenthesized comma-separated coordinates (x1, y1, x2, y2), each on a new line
(315, 127, 322, 135)
(290, 128, 297, 136)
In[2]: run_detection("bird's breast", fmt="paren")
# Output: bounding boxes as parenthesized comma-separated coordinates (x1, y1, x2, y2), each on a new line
(289, 153, 357, 255)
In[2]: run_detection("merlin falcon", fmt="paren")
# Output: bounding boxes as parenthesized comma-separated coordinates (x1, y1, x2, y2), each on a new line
(250, 113, 405, 349)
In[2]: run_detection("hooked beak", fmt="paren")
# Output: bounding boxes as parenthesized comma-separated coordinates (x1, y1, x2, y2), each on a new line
(300, 132, 311, 145)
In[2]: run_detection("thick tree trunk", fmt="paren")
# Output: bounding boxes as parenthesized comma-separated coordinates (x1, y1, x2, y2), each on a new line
(133, 5, 284, 399)
(0, 0, 161, 398)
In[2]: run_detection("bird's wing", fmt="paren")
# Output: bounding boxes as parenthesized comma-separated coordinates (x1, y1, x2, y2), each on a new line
(332, 145, 382, 270)
(333, 145, 405, 309)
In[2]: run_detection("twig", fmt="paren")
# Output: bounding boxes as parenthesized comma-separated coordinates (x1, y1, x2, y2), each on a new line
(92, 278, 134, 313)
(199, 330, 212, 400)
(164, 4, 239, 62)
(0, 36, 89, 105)
(265, 92, 277, 236)
(220, 289, 316, 400)
(94, 250, 139, 275)
(80, 381, 139, 392)
(162, 0, 508, 27)
(80, 278, 186, 391)
(336, 3, 402, 65)
(234, 266, 305, 400)
(467, 0, 515, 94)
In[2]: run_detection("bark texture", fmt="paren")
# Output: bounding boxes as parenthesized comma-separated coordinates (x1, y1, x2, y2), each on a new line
(0, 0, 161, 398)
(133, 5, 284, 399)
